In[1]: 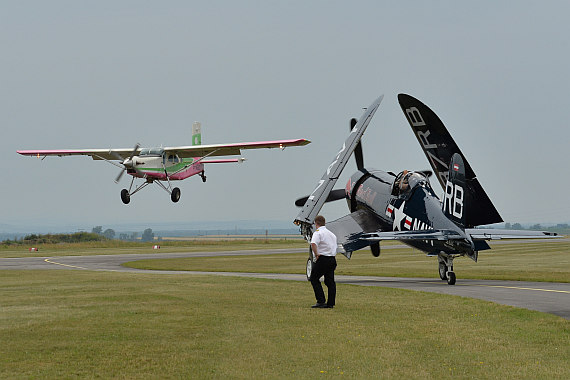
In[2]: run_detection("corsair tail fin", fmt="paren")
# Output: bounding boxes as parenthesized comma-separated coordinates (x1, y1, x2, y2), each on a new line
(192, 122, 202, 146)
(442, 153, 467, 228)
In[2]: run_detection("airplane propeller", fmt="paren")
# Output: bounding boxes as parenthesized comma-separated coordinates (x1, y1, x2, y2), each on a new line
(351, 118, 365, 171)
(294, 188, 346, 207)
(113, 143, 140, 183)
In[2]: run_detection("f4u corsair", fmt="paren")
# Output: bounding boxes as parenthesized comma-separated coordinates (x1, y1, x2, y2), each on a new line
(294, 94, 560, 285)
(19, 122, 310, 204)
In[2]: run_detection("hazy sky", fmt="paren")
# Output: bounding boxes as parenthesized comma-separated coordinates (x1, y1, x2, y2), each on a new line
(2, 1, 569, 231)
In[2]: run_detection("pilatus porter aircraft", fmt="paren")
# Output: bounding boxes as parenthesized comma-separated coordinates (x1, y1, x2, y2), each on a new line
(294, 94, 560, 285)
(19, 122, 310, 204)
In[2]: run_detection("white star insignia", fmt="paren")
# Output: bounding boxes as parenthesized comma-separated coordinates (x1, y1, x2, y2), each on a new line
(392, 201, 406, 231)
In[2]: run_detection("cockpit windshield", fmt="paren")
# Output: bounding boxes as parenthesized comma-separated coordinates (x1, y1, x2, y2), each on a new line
(392, 170, 430, 197)
(139, 148, 165, 157)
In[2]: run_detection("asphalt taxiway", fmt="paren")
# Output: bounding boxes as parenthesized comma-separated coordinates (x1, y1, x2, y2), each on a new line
(1, 247, 569, 319)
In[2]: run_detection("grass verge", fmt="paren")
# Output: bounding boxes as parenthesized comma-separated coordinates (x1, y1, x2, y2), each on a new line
(1, 270, 568, 379)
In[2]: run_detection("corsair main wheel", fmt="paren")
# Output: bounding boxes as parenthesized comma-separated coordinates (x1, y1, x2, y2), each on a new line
(171, 187, 181, 203)
(438, 262, 448, 280)
(306, 258, 313, 281)
(120, 189, 130, 204)
(447, 271, 456, 285)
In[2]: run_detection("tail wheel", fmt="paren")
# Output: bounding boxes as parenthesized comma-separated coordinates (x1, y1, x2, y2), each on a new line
(171, 187, 181, 203)
(120, 189, 130, 204)
(447, 272, 456, 285)
(438, 262, 448, 280)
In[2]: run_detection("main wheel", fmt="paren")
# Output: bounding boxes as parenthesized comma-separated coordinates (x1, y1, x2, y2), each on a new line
(171, 187, 181, 203)
(447, 271, 456, 285)
(438, 262, 448, 280)
(120, 189, 130, 204)
(306, 258, 313, 281)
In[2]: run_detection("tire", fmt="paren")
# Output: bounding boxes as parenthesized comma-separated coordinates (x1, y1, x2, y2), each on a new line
(121, 189, 130, 204)
(306, 258, 313, 281)
(171, 187, 181, 203)
(438, 262, 448, 280)
(447, 272, 456, 285)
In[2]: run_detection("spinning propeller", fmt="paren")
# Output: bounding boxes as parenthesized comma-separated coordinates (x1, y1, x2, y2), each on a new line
(112, 143, 140, 183)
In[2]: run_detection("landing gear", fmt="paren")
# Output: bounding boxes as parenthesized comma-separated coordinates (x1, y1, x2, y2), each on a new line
(306, 258, 313, 281)
(438, 254, 456, 285)
(171, 187, 181, 203)
(438, 261, 447, 280)
(200, 171, 207, 183)
(306, 246, 315, 281)
(121, 189, 131, 204)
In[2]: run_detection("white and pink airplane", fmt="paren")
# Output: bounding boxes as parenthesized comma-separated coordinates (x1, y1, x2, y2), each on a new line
(18, 122, 310, 204)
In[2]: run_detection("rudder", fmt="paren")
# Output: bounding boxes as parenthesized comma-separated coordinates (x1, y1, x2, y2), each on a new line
(442, 153, 467, 227)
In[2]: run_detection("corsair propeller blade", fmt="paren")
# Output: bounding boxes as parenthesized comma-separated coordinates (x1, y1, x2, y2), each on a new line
(351, 118, 364, 171)
(295, 188, 346, 207)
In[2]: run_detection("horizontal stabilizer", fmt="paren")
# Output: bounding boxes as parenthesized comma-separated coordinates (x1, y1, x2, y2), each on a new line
(467, 229, 562, 240)
(362, 229, 463, 241)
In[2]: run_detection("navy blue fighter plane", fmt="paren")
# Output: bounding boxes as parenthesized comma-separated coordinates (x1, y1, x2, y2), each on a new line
(294, 94, 560, 285)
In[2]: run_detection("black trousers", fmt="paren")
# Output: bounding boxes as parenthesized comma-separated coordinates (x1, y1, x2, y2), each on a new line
(310, 255, 337, 306)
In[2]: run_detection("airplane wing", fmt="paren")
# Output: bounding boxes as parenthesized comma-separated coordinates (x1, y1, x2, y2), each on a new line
(165, 139, 310, 158)
(17, 139, 310, 161)
(466, 228, 561, 240)
(17, 148, 138, 161)
(397, 93, 503, 227)
(294, 95, 384, 227)
(326, 209, 385, 259)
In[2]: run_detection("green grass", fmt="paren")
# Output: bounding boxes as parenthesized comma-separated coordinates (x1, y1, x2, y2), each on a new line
(0, 239, 307, 258)
(126, 239, 570, 283)
(1, 270, 568, 379)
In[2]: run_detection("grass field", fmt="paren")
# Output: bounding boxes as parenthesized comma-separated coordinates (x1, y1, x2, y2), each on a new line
(0, 239, 308, 258)
(1, 239, 569, 378)
(1, 270, 568, 379)
(126, 239, 570, 283)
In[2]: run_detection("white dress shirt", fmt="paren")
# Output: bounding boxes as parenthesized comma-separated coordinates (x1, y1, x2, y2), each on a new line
(310, 226, 337, 257)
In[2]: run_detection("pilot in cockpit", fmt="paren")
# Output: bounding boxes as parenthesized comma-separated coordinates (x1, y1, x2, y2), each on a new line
(394, 170, 410, 194)
(393, 170, 429, 197)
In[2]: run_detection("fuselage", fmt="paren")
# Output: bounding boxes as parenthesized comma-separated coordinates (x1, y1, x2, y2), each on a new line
(125, 149, 204, 181)
(345, 168, 473, 256)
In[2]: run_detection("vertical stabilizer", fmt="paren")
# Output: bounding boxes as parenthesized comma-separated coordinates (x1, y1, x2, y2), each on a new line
(192, 122, 202, 146)
(442, 153, 467, 228)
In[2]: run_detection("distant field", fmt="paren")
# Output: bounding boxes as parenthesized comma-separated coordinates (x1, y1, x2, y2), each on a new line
(0, 238, 307, 258)
(1, 270, 568, 379)
(126, 239, 570, 283)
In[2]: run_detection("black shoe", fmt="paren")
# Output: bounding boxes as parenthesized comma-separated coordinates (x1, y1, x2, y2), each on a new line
(311, 303, 327, 308)
(326, 305, 334, 308)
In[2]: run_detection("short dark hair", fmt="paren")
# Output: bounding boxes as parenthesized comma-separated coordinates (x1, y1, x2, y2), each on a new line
(314, 215, 326, 226)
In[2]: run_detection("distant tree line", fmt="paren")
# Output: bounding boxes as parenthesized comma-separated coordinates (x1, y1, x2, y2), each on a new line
(92, 226, 156, 242)
(504, 223, 569, 233)
(2, 232, 106, 246)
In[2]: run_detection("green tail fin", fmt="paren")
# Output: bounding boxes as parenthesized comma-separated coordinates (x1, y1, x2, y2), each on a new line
(192, 122, 202, 146)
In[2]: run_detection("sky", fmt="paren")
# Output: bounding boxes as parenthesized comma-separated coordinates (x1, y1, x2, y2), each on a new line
(2, 1, 569, 232)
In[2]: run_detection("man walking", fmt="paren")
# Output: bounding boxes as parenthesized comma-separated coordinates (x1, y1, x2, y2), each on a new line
(310, 215, 338, 308)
